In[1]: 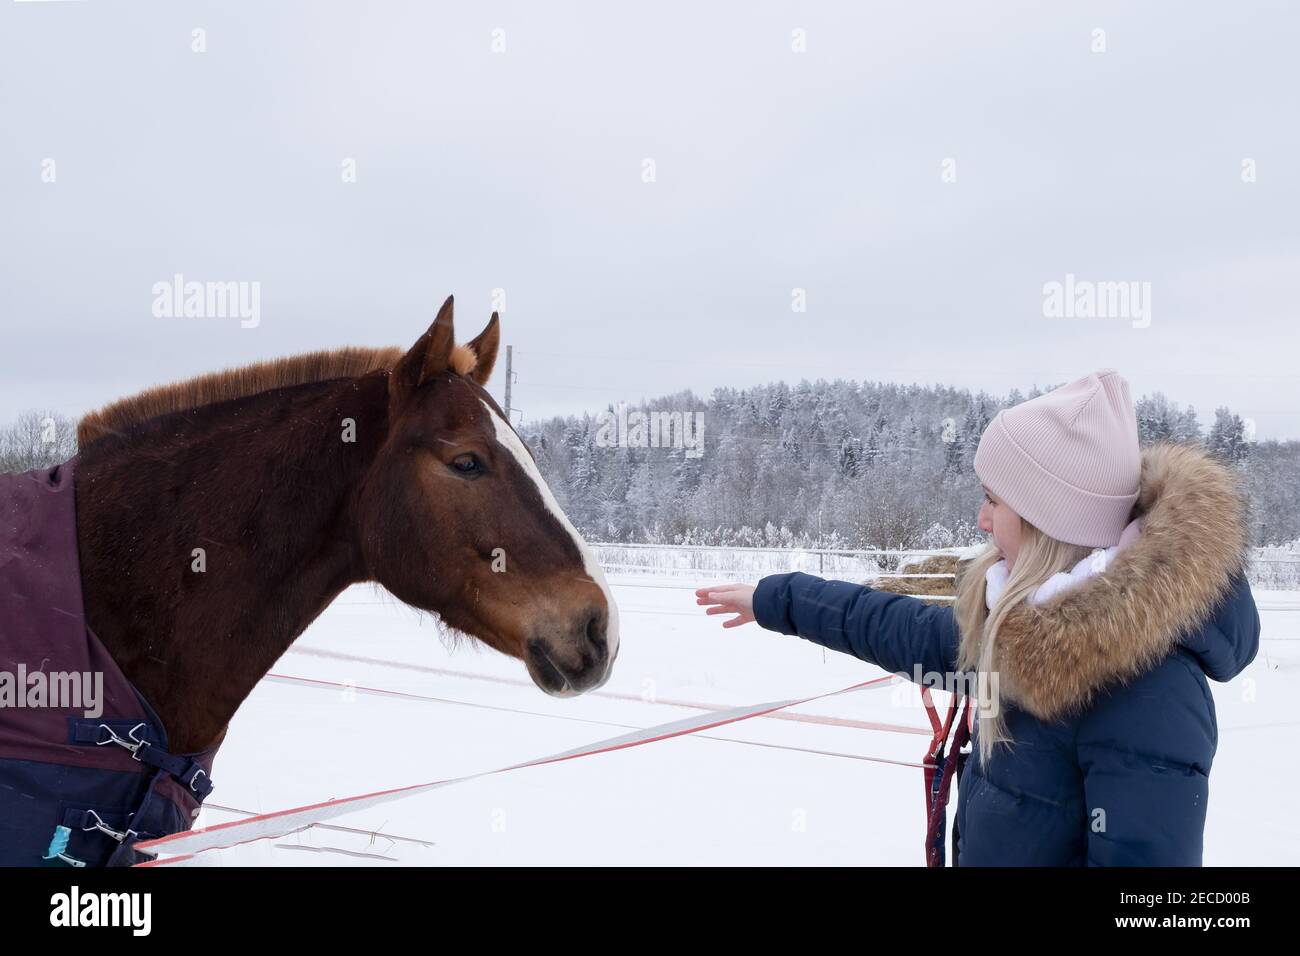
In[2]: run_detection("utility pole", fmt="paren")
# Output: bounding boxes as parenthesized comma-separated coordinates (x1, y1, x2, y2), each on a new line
(503, 345, 513, 422)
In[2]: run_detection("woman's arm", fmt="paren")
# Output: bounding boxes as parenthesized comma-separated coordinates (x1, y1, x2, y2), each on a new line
(705, 571, 961, 679)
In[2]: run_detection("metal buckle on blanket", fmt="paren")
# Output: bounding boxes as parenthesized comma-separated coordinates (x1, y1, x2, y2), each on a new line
(81, 809, 138, 845)
(96, 722, 150, 760)
(188, 768, 208, 794)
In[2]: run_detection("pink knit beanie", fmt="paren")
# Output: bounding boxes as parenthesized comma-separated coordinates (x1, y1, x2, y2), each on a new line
(973, 369, 1141, 548)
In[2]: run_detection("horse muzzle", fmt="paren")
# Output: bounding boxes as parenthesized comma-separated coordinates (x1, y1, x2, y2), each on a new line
(524, 604, 616, 697)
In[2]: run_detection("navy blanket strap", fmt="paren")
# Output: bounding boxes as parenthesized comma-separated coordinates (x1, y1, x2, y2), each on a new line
(0, 458, 219, 867)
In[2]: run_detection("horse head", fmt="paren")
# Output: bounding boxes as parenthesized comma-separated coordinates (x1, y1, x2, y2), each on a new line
(358, 296, 619, 696)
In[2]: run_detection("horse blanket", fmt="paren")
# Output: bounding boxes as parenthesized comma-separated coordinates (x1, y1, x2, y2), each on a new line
(0, 459, 216, 867)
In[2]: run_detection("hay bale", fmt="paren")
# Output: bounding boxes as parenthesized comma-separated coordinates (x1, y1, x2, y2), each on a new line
(867, 553, 965, 605)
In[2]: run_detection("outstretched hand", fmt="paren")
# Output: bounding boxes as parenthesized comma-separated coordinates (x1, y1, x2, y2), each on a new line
(695, 583, 757, 628)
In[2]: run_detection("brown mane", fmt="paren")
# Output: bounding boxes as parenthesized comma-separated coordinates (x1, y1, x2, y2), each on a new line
(78, 342, 486, 447)
(77, 346, 408, 446)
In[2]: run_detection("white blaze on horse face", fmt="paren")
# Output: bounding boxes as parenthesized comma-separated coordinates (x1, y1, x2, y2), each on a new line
(481, 399, 621, 661)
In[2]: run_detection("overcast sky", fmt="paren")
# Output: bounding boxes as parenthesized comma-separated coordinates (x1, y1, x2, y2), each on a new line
(2, 1, 1297, 439)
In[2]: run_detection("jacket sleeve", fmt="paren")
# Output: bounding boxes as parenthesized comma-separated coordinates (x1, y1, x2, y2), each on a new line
(1076, 659, 1215, 866)
(1179, 571, 1261, 682)
(751, 571, 961, 680)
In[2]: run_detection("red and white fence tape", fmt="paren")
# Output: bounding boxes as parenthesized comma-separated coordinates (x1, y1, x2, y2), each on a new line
(132, 673, 899, 863)
(282, 645, 931, 736)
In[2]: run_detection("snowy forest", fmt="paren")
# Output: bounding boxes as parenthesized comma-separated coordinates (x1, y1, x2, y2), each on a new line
(518, 380, 1300, 551)
(2, 379, 1297, 553)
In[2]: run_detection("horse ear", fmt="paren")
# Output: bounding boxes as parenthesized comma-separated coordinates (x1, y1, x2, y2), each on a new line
(392, 295, 456, 398)
(466, 312, 500, 385)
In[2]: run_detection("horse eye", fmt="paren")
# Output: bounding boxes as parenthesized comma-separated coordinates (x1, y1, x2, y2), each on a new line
(450, 453, 481, 475)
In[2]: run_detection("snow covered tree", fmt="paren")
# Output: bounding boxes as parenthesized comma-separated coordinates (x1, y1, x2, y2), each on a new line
(1206, 406, 1250, 465)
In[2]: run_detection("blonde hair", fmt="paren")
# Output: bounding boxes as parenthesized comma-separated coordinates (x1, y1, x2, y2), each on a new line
(953, 522, 1092, 766)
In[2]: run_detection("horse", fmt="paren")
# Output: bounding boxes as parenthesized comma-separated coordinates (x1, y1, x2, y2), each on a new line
(0, 295, 618, 865)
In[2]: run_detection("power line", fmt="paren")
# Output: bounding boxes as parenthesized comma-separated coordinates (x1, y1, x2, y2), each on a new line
(513, 349, 1300, 382)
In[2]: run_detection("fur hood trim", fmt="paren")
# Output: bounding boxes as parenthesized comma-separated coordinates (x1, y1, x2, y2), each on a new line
(973, 442, 1249, 721)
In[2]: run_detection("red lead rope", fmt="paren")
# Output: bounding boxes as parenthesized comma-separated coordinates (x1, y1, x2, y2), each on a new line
(921, 687, 972, 867)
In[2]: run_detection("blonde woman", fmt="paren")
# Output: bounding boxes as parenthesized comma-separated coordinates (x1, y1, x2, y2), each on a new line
(697, 370, 1259, 866)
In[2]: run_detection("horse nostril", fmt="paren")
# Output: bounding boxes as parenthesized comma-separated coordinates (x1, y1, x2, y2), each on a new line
(584, 606, 607, 658)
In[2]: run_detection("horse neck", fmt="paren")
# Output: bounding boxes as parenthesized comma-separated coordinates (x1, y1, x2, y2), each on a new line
(75, 372, 390, 752)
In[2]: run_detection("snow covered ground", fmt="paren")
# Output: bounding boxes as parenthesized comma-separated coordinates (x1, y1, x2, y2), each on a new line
(158, 577, 1300, 866)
